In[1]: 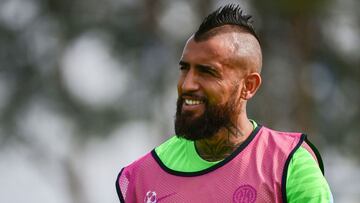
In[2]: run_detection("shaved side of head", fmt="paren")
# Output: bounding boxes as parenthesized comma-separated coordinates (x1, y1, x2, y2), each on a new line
(194, 25, 262, 74)
(192, 4, 262, 74)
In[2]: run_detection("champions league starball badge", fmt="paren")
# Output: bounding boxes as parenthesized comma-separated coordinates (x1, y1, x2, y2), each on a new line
(144, 191, 157, 203)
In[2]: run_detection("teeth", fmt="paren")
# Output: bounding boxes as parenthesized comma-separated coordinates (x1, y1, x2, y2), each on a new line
(185, 99, 203, 105)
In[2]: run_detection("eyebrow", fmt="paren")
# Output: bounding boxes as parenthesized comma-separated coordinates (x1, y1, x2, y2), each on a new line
(179, 60, 221, 77)
(179, 61, 189, 67)
(179, 60, 215, 70)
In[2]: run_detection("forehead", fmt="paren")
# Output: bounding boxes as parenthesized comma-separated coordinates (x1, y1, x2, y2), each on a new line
(181, 31, 260, 71)
(182, 31, 261, 68)
(181, 34, 231, 63)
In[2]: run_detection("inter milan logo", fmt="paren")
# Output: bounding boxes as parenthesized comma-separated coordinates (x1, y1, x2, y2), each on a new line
(144, 191, 157, 203)
(233, 184, 257, 203)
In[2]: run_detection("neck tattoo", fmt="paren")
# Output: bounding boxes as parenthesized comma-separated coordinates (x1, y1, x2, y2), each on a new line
(195, 125, 246, 162)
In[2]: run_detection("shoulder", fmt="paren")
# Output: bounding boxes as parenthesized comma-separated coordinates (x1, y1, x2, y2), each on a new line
(260, 126, 303, 140)
(256, 126, 305, 155)
(154, 135, 190, 166)
(258, 126, 305, 147)
(155, 136, 187, 156)
(286, 147, 333, 202)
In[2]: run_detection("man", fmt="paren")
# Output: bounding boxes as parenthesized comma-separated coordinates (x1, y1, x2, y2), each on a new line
(116, 4, 333, 203)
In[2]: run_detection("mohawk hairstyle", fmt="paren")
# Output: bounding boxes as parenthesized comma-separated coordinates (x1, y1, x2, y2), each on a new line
(194, 4, 260, 43)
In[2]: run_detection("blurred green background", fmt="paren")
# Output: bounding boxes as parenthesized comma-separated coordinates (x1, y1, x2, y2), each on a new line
(0, 0, 359, 202)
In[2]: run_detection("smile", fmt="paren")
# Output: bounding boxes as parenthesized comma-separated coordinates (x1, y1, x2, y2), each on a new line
(184, 99, 204, 105)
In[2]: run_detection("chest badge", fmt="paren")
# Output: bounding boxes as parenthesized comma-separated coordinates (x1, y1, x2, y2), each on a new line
(233, 184, 257, 203)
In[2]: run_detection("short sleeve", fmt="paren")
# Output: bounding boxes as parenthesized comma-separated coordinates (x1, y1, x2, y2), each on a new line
(286, 147, 333, 203)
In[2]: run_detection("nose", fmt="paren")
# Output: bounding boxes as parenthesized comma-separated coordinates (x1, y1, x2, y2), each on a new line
(178, 69, 200, 93)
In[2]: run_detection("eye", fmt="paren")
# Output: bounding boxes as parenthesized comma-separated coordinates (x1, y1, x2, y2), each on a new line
(200, 68, 212, 74)
(199, 66, 216, 76)
(179, 65, 189, 71)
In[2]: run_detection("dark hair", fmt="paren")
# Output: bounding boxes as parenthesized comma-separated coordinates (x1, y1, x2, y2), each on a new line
(194, 4, 260, 43)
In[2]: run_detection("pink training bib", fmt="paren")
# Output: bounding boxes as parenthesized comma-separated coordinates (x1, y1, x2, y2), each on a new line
(116, 126, 323, 203)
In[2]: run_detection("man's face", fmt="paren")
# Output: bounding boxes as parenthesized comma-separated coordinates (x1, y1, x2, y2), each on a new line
(175, 34, 246, 140)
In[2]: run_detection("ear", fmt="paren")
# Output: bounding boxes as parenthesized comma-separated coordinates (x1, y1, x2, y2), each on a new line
(240, 72, 262, 100)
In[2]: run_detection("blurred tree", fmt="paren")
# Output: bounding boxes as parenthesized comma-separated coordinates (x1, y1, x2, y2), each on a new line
(0, 0, 359, 202)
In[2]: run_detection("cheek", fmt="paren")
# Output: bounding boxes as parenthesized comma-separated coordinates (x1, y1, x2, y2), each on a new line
(205, 81, 228, 104)
(177, 76, 184, 94)
(218, 82, 241, 104)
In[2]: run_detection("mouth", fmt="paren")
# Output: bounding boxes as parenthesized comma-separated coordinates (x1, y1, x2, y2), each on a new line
(180, 96, 206, 115)
(184, 99, 204, 106)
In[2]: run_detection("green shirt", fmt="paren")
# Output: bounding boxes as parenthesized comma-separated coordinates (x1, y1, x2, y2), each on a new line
(155, 122, 333, 202)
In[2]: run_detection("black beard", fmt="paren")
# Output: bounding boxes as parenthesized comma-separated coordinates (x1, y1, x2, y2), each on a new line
(174, 94, 237, 141)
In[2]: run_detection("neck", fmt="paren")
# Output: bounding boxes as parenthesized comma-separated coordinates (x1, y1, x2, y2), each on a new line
(195, 114, 253, 162)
